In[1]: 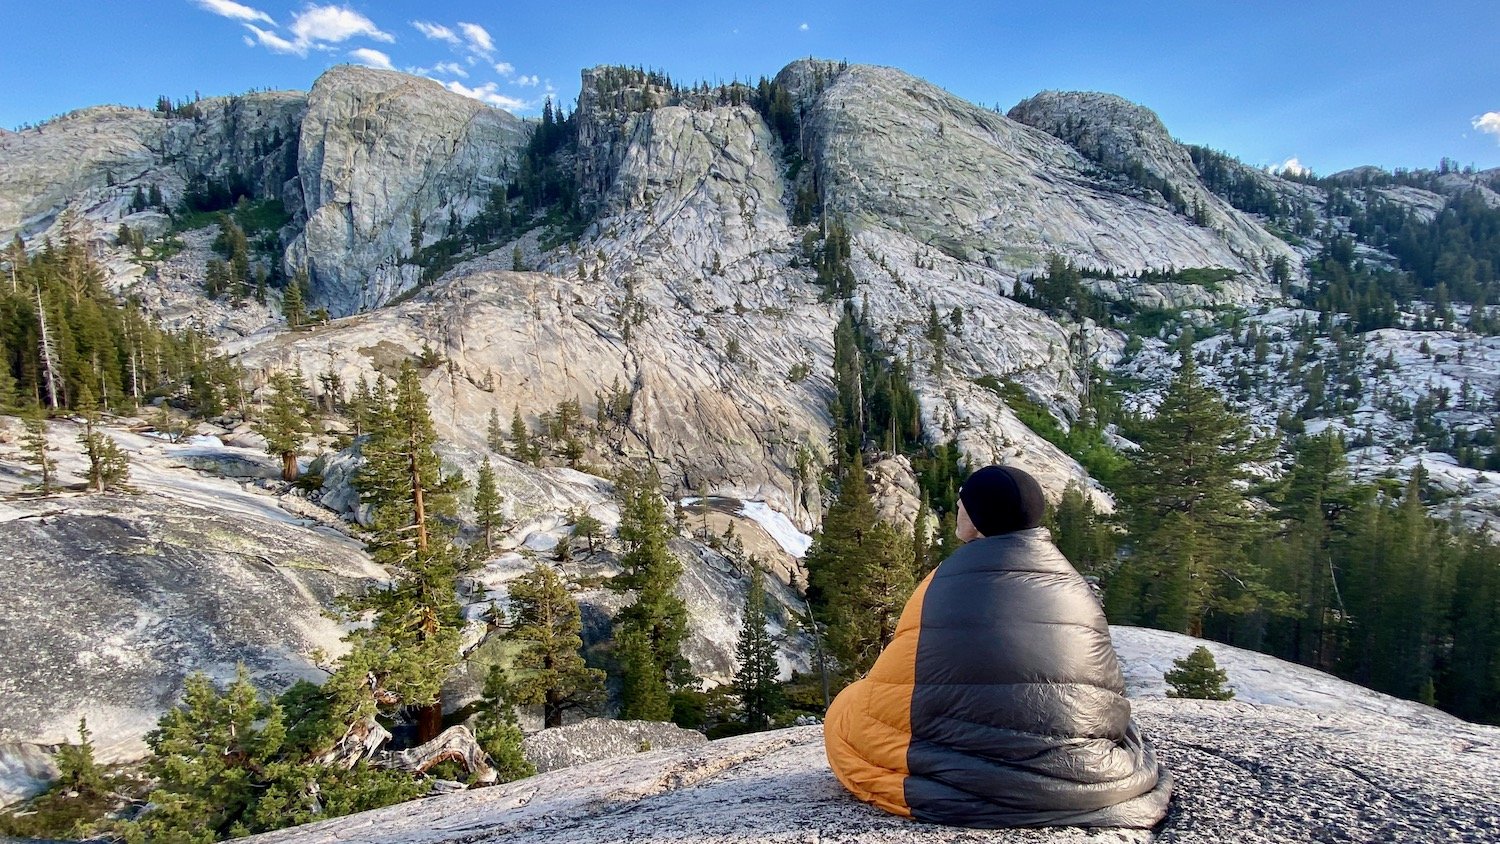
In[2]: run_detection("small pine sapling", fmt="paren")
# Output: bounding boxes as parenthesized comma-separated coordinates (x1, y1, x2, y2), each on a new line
(1164, 645, 1235, 701)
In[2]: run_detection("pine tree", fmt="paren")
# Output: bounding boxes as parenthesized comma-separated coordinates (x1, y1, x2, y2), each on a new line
(1263, 433, 1362, 668)
(78, 409, 130, 494)
(21, 409, 55, 493)
(0, 359, 16, 412)
(1110, 350, 1279, 636)
(1050, 481, 1115, 578)
(803, 451, 878, 614)
(474, 666, 535, 781)
(571, 508, 603, 553)
(54, 717, 106, 796)
(612, 464, 688, 719)
(339, 361, 464, 740)
(505, 563, 604, 727)
(1164, 646, 1235, 700)
(257, 369, 314, 481)
(473, 457, 504, 553)
(615, 626, 671, 721)
(829, 520, 915, 676)
(733, 564, 783, 729)
(486, 407, 506, 452)
(509, 406, 534, 464)
(282, 269, 307, 328)
(125, 668, 426, 842)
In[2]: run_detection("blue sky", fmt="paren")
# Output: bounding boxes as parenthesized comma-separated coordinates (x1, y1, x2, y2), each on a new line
(5, 1, 1498, 176)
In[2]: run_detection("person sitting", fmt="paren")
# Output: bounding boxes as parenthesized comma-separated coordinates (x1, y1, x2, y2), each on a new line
(823, 464, 1171, 828)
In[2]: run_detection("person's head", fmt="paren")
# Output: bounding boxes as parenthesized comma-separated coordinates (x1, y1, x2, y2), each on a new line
(955, 465, 1046, 542)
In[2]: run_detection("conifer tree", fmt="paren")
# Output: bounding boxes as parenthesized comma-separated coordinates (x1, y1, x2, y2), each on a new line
(1050, 481, 1115, 578)
(571, 508, 603, 553)
(21, 409, 55, 493)
(257, 369, 314, 481)
(77, 400, 130, 494)
(486, 408, 506, 452)
(474, 666, 535, 781)
(733, 563, 783, 729)
(1263, 432, 1362, 668)
(505, 563, 604, 727)
(55, 717, 105, 796)
(615, 626, 671, 721)
(612, 464, 688, 719)
(509, 406, 535, 464)
(282, 269, 307, 328)
(125, 668, 425, 842)
(1164, 646, 1235, 700)
(339, 361, 464, 740)
(0, 356, 16, 412)
(473, 457, 504, 553)
(1109, 350, 1279, 636)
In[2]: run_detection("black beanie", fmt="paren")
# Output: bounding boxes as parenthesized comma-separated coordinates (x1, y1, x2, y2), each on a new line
(959, 465, 1046, 537)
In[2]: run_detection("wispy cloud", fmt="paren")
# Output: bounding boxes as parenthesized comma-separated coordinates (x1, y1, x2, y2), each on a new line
(493, 61, 515, 76)
(244, 23, 302, 54)
(349, 47, 394, 70)
(799, 22, 809, 31)
(445, 80, 526, 112)
(194, 0, 274, 25)
(411, 20, 460, 45)
(434, 61, 468, 78)
(516, 74, 540, 87)
(458, 22, 494, 58)
(1474, 112, 1500, 142)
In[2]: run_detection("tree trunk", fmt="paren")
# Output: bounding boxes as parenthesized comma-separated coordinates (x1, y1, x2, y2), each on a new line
(35, 285, 60, 410)
(415, 700, 444, 744)
(381, 725, 496, 785)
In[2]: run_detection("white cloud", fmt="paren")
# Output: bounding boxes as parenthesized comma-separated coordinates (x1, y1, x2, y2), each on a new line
(433, 61, 468, 78)
(458, 21, 494, 57)
(445, 80, 526, 112)
(349, 47, 394, 70)
(411, 20, 460, 45)
(195, 0, 274, 25)
(242, 5, 394, 57)
(289, 5, 394, 47)
(1265, 156, 1307, 177)
(493, 61, 515, 76)
(244, 23, 303, 55)
(516, 74, 539, 87)
(799, 22, 809, 31)
(1473, 112, 1500, 141)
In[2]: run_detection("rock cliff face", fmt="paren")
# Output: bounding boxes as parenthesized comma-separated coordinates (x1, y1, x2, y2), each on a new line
(287, 66, 528, 313)
(0, 93, 304, 243)
(1007, 91, 1295, 270)
(788, 63, 1291, 282)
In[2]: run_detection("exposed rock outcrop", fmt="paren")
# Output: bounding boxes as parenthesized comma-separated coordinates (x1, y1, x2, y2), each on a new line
(0, 420, 384, 792)
(287, 66, 528, 313)
(247, 697, 1500, 843)
(0, 93, 304, 244)
(521, 718, 707, 773)
(1008, 91, 1295, 271)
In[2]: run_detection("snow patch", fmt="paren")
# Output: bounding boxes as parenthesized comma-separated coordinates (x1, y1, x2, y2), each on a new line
(737, 500, 812, 558)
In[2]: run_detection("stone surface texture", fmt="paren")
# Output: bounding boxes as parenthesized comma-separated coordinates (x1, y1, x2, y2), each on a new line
(522, 718, 707, 773)
(247, 698, 1500, 844)
(287, 66, 527, 313)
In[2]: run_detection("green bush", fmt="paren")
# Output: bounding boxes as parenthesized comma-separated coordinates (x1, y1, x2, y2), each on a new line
(1164, 645, 1235, 700)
